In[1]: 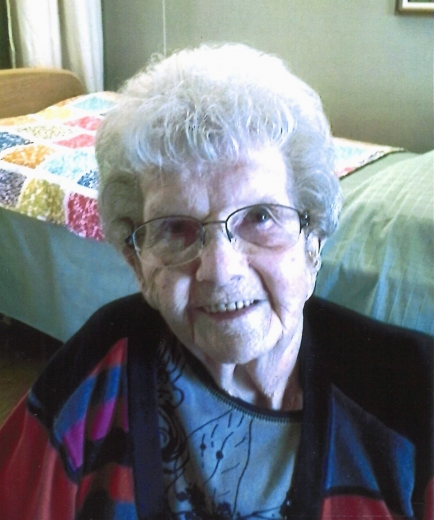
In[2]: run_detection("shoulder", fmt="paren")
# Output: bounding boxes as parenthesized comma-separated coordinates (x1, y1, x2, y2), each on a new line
(304, 296, 433, 441)
(304, 296, 433, 372)
(29, 294, 166, 428)
(305, 296, 433, 351)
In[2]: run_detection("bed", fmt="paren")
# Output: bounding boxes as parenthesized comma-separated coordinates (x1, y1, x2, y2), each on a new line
(0, 69, 432, 342)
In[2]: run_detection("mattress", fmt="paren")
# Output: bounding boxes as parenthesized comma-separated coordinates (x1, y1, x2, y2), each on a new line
(0, 93, 432, 340)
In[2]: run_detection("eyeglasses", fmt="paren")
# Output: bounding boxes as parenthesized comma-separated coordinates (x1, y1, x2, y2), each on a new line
(126, 204, 309, 267)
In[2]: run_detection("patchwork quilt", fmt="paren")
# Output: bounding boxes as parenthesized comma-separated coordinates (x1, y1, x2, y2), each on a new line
(0, 93, 401, 241)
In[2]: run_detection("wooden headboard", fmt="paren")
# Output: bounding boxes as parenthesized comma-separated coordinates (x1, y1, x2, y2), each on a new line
(0, 68, 86, 118)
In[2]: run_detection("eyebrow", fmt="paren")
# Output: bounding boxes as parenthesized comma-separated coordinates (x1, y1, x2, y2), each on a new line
(144, 200, 295, 222)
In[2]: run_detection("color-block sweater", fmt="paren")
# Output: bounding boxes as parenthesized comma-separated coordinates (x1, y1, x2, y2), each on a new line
(0, 294, 432, 519)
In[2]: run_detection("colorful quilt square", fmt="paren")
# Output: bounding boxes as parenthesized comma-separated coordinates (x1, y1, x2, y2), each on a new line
(0, 132, 32, 152)
(56, 134, 96, 149)
(0, 114, 37, 126)
(72, 95, 116, 113)
(43, 149, 98, 181)
(65, 116, 102, 132)
(18, 124, 75, 140)
(0, 169, 26, 206)
(37, 106, 74, 121)
(16, 178, 65, 224)
(66, 193, 103, 240)
(2, 144, 56, 168)
(77, 170, 99, 190)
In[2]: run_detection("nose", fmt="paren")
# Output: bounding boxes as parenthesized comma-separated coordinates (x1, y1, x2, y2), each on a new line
(195, 227, 248, 284)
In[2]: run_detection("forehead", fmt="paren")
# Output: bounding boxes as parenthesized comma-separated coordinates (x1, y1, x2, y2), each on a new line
(141, 147, 293, 219)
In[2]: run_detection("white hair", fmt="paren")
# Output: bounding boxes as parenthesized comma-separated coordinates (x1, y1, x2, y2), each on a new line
(96, 43, 342, 250)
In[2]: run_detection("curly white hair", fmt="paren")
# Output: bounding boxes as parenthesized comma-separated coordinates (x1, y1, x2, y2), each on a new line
(96, 43, 342, 250)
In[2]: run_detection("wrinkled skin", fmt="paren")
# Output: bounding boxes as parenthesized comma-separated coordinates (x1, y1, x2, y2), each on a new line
(127, 147, 320, 410)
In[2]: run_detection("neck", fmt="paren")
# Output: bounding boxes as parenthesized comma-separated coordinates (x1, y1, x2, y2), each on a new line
(201, 322, 304, 411)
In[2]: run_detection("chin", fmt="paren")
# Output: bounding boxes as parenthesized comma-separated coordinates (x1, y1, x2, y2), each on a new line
(200, 338, 273, 367)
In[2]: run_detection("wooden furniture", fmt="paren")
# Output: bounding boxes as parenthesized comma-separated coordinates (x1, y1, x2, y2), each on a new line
(0, 68, 85, 118)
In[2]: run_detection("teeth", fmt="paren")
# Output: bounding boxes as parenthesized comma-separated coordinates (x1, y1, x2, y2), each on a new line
(206, 300, 255, 314)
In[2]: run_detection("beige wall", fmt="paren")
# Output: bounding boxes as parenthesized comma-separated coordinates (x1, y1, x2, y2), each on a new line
(102, 0, 433, 153)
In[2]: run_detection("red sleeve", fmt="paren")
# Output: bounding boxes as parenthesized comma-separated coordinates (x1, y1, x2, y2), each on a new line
(0, 395, 78, 520)
(425, 477, 434, 520)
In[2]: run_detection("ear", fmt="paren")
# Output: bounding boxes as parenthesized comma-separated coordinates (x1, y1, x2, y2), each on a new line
(122, 245, 145, 284)
(122, 246, 160, 309)
(305, 233, 322, 298)
(305, 233, 322, 269)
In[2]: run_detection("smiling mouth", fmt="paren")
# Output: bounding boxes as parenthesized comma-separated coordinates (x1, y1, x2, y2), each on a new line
(203, 299, 258, 314)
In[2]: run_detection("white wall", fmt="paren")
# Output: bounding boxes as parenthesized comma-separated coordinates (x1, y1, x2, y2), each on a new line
(102, 0, 433, 153)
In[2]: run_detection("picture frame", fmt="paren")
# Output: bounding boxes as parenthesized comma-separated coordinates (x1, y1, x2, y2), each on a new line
(396, 0, 434, 13)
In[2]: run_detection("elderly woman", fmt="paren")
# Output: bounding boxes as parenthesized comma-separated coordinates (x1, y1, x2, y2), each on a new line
(0, 44, 432, 520)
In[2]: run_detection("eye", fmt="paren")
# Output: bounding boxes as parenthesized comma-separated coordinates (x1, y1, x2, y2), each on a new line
(149, 218, 200, 249)
(231, 205, 278, 243)
(244, 206, 275, 226)
(164, 219, 191, 237)
(228, 204, 302, 250)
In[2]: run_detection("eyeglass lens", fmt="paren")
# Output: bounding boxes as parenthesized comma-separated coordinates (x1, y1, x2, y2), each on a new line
(132, 204, 303, 266)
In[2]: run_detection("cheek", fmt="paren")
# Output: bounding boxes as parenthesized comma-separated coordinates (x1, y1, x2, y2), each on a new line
(139, 265, 163, 309)
(140, 265, 192, 321)
(257, 250, 315, 316)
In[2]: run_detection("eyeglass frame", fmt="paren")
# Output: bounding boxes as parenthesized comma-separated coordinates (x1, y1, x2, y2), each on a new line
(125, 203, 310, 266)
